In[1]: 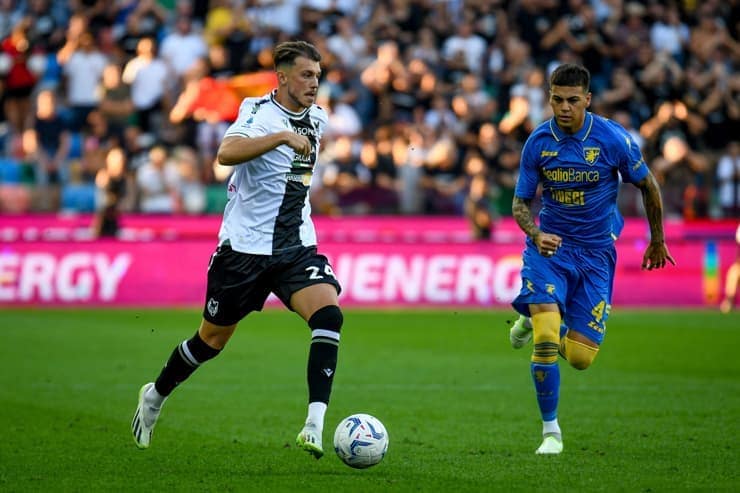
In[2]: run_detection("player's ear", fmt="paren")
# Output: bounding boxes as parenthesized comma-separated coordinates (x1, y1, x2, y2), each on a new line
(276, 69, 288, 85)
(586, 92, 592, 108)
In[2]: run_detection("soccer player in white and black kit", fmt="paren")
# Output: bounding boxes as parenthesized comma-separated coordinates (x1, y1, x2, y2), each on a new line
(132, 41, 342, 459)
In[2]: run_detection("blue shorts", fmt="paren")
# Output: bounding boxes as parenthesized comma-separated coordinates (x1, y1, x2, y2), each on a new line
(511, 239, 616, 345)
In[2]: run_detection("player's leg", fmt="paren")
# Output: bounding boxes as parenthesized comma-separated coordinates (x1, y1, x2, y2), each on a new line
(132, 243, 266, 449)
(529, 304, 564, 455)
(510, 316, 568, 349)
(291, 283, 343, 459)
(510, 245, 567, 454)
(720, 260, 740, 314)
(132, 319, 234, 449)
(559, 246, 614, 371)
(271, 248, 342, 459)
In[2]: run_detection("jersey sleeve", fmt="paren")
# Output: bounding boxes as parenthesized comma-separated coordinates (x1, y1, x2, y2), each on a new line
(514, 137, 540, 199)
(223, 98, 271, 138)
(613, 125, 649, 184)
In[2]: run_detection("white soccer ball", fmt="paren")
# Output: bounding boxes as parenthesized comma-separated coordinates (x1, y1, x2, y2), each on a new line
(333, 413, 389, 469)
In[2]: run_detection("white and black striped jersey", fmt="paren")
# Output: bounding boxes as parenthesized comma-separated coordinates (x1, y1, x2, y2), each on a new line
(217, 91, 328, 255)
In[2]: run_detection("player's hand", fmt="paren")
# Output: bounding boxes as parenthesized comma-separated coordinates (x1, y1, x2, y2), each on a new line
(641, 241, 676, 270)
(534, 232, 563, 258)
(283, 132, 312, 156)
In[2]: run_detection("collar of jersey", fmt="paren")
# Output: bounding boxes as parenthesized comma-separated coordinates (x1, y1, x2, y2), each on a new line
(270, 90, 310, 117)
(549, 112, 594, 142)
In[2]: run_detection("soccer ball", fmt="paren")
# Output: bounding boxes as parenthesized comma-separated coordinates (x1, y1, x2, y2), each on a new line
(333, 413, 389, 469)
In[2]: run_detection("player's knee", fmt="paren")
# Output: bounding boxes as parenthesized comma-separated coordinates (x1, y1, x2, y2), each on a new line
(308, 305, 343, 333)
(561, 336, 599, 370)
(531, 312, 561, 364)
(531, 312, 560, 344)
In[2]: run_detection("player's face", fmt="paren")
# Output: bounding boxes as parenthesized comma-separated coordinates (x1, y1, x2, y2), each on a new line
(549, 85, 591, 134)
(276, 56, 321, 112)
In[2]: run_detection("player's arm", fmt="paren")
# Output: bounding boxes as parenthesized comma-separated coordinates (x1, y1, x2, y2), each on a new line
(512, 136, 562, 256)
(513, 196, 562, 257)
(217, 132, 312, 166)
(634, 170, 676, 270)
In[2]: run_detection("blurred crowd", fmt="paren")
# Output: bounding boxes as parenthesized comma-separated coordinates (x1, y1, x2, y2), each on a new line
(0, 0, 738, 238)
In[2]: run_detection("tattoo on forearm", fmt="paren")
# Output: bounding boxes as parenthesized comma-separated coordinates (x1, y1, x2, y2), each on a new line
(512, 197, 540, 240)
(638, 173, 665, 243)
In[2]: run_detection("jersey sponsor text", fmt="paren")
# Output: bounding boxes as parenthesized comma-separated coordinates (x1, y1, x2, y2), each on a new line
(543, 168, 599, 183)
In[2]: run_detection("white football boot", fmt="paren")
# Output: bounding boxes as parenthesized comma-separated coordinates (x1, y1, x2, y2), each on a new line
(296, 422, 324, 459)
(132, 382, 165, 449)
(535, 434, 564, 455)
(509, 315, 533, 349)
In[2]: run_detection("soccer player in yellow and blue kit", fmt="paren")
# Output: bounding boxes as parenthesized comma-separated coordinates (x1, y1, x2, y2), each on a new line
(509, 64, 675, 454)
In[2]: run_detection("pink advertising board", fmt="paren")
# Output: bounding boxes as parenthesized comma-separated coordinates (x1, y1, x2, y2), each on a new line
(0, 238, 735, 307)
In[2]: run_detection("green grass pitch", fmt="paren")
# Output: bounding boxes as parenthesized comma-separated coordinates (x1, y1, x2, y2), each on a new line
(1, 308, 738, 492)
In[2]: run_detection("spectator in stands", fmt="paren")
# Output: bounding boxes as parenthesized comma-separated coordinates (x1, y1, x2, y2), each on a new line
(651, 133, 710, 219)
(25, 0, 67, 53)
(692, 52, 740, 151)
(32, 88, 70, 205)
(611, 2, 650, 71)
(317, 90, 362, 140)
(326, 16, 366, 67)
(0, 0, 737, 221)
(420, 136, 465, 215)
(246, 0, 301, 39)
(476, 122, 520, 218)
(92, 145, 134, 237)
(598, 66, 642, 117)
(98, 62, 134, 145)
(160, 15, 207, 80)
(441, 20, 487, 78)
(136, 144, 180, 213)
(61, 29, 108, 131)
(503, 66, 549, 133)
(122, 36, 170, 135)
(360, 40, 407, 122)
(168, 56, 240, 183)
(462, 151, 494, 240)
(424, 94, 462, 136)
(172, 145, 205, 214)
(1, 17, 38, 136)
(394, 125, 427, 215)
(649, 3, 690, 65)
(0, 0, 23, 41)
(117, 0, 167, 57)
(360, 133, 400, 214)
(322, 135, 372, 215)
(717, 141, 740, 219)
(204, 0, 254, 74)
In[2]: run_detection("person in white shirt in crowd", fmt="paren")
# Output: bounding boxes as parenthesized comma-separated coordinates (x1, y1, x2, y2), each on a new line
(122, 36, 171, 135)
(441, 20, 487, 75)
(61, 30, 108, 131)
(716, 141, 740, 219)
(160, 15, 207, 79)
(135, 144, 180, 213)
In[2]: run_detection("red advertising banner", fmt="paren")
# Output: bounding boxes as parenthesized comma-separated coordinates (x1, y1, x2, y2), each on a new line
(0, 238, 736, 307)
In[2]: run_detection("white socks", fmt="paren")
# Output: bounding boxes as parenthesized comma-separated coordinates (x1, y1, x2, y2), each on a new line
(543, 419, 561, 438)
(307, 402, 327, 432)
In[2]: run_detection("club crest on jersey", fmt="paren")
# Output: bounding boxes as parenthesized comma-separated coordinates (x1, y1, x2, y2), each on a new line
(207, 298, 219, 317)
(584, 147, 600, 165)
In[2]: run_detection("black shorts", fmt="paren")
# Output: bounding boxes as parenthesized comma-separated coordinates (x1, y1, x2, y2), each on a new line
(202, 244, 342, 325)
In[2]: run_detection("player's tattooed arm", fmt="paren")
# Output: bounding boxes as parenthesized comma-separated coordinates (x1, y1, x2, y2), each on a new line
(513, 196, 563, 256)
(636, 170, 676, 269)
(512, 196, 541, 242)
(636, 171, 666, 245)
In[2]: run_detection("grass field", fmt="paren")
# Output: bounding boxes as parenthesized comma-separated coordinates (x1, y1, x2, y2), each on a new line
(1, 308, 738, 492)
